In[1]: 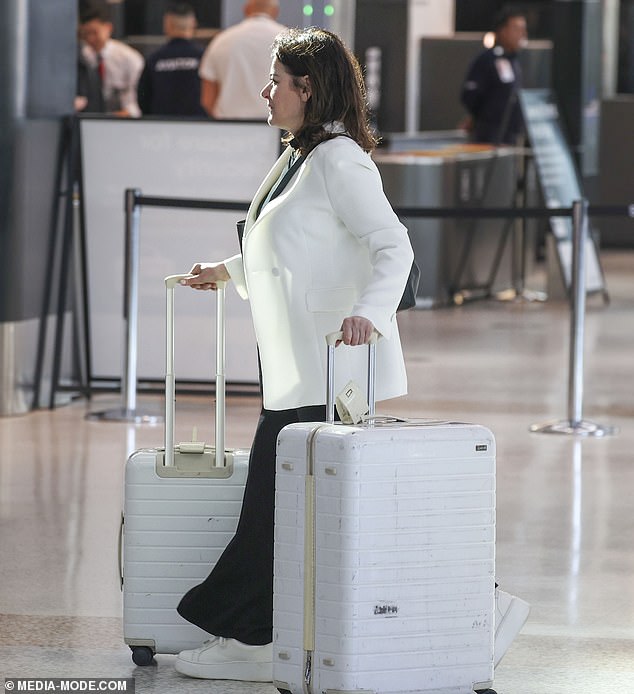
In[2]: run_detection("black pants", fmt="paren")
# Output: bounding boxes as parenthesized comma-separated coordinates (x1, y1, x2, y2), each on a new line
(177, 404, 326, 646)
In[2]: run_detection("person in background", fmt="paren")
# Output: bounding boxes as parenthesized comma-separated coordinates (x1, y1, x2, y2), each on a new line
(460, 5, 528, 145)
(198, 0, 285, 119)
(137, 2, 207, 117)
(174, 27, 414, 681)
(79, 1, 144, 117)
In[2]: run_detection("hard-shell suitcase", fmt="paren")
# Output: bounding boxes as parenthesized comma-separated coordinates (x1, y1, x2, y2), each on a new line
(121, 277, 249, 666)
(273, 332, 496, 694)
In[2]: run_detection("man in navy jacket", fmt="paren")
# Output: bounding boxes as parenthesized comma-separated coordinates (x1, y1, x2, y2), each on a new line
(137, 2, 206, 117)
(461, 7, 528, 145)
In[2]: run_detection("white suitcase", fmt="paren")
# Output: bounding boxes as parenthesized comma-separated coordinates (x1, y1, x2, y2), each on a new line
(121, 277, 249, 666)
(273, 333, 496, 694)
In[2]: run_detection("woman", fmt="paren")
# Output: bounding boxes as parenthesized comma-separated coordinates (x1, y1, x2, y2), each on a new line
(174, 27, 414, 681)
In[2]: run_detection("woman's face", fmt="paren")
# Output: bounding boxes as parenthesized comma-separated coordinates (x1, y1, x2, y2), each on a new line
(261, 58, 311, 134)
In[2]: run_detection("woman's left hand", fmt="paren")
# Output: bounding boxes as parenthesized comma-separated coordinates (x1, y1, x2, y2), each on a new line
(340, 316, 375, 346)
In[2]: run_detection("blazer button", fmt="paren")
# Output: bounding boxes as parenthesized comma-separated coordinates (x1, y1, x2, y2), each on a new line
(271, 267, 280, 277)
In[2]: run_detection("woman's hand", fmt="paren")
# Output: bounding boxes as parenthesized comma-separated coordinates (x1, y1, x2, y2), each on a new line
(340, 316, 375, 346)
(179, 263, 230, 291)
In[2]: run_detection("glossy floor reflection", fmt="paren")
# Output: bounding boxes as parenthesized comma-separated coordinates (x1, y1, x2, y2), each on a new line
(1, 252, 633, 693)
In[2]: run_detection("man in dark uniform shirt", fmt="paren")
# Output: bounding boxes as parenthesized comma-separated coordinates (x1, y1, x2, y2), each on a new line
(137, 2, 206, 117)
(461, 6, 528, 145)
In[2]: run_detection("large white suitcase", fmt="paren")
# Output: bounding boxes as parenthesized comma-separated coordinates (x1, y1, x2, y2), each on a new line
(273, 333, 496, 694)
(121, 277, 249, 666)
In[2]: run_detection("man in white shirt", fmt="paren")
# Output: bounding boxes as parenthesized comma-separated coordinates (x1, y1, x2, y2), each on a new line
(79, 4, 144, 117)
(199, 0, 285, 119)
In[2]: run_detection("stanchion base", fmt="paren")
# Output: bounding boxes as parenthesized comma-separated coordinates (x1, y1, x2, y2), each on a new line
(86, 407, 163, 425)
(452, 287, 491, 306)
(495, 287, 548, 303)
(530, 419, 618, 437)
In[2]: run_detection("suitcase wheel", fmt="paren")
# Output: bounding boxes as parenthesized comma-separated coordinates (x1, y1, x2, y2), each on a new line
(130, 645, 155, 666)
(474, 689, 497, 694)
(276, 689, 292, 694)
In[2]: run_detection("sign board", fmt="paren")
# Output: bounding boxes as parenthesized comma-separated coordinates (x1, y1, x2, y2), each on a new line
(519, 88, 604, 293)
(80, 118, 281, 385)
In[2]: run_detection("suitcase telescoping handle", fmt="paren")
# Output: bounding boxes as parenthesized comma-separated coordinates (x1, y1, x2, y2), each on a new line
(164, 274, 226, 468)
(325, 330, 378, 425)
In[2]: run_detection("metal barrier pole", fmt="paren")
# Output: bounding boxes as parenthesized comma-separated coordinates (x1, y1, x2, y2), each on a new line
(123, 187, 141, 414)
(530, 199, 616, 437)
(568, 199, 587, 426)
(88, 189, 161, 423)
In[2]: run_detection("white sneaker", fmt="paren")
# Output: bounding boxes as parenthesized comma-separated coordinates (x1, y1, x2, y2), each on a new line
(494, 589, 531, 667)
(175, 636, 272, 681)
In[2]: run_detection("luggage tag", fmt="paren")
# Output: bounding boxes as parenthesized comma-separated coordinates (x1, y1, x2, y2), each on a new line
(334, 368, 454, 428)
(335, 380, 369, 424)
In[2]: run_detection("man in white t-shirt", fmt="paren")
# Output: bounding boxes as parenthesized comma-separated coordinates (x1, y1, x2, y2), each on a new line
(199, 0, 285, 119)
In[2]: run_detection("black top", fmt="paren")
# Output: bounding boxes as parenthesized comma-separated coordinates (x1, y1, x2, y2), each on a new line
(137, 38, 207, 117)
(460, 45, 524, 145)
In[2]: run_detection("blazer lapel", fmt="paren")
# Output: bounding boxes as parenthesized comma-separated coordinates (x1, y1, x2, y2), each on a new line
(244, 148, 294, 235)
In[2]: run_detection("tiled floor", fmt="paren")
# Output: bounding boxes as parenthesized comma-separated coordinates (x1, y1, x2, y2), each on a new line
(1, 252, 633, 693)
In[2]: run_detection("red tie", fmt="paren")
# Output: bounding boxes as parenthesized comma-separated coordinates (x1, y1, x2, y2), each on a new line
(97, 53, 105, 82)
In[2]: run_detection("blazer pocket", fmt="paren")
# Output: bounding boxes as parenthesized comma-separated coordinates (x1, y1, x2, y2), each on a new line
(305, 286, 357, 312)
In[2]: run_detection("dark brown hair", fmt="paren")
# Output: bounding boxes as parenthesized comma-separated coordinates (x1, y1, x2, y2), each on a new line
(272, 27, 377, 153)
(79, 1, 111, 24)
(165, 2, 196, 17)
(492, 4, 526, 32)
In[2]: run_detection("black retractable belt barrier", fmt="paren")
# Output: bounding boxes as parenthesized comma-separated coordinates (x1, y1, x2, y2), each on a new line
(85, 188, 631, 435)
(392, 198, 631, 437)
(87, 189, 249, 423)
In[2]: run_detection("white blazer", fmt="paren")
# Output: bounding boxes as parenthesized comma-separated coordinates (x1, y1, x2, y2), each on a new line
(224, 136, 414, 411)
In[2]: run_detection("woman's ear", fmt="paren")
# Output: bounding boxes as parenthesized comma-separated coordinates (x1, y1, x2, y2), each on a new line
(300, 75, 312, 102)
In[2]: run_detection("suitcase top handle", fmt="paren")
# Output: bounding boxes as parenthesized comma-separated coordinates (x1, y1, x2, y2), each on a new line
(325, 330, 379, 425)
(165, 274, 227, 290)
(325, 330, 379, 347)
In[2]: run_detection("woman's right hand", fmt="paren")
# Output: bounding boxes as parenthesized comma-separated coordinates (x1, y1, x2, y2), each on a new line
(179, 262, 230, 291)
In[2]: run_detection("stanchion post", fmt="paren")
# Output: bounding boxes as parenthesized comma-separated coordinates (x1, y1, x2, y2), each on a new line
(123, 187, 141, 414)
(87, 188, 161, 423)
(530, 199, 616, 437)
(568, 199, 587, 426)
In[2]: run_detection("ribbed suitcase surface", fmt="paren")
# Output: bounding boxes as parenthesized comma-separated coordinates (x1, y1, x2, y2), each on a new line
(273, 421, 495, 694)
(123, 448, 248, 655)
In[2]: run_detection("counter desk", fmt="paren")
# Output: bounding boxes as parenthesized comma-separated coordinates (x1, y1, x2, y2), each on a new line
(374, 139, 529, 307)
